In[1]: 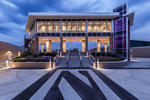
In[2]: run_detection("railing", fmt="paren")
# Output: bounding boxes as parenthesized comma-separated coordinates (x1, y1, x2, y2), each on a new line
(66, 50, 70, 66)
(88, 50, 96, 65)
(79, 51, 83, 66)
(53, 50, 60, 66)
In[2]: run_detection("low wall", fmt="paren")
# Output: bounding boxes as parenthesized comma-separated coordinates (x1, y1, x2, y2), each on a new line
(93, 60, 128, 69)
(9, 62, 53, 69)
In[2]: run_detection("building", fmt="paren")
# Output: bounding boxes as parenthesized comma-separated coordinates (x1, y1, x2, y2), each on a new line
(25, 4, 134, 61)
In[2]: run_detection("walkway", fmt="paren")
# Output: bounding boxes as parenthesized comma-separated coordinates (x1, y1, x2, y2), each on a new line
(12, 68, 138, 100)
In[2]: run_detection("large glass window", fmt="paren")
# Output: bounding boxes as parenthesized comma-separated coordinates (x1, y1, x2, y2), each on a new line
(82, 22, 86, 32)
(88, 22, 92, 32)
(62, 22, 67, 32)
(106, 21, 111, 32)
(67, 22, 72, 32)
(72, 22, 76, 32)
(76, 22, 81, 32)
(36, 20, 112, 33)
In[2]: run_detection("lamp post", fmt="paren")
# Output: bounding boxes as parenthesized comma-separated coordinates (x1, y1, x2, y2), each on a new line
(7, 51, 12, 67)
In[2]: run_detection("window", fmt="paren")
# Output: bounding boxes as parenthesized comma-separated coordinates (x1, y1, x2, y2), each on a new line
(82, 22, 86, 32)
(67, 22, 72, 32)
(106, 21, 111, 32)
(72, 22, 76, 32)
(76, 22, 81, 32)
(62, 22, 67, 32)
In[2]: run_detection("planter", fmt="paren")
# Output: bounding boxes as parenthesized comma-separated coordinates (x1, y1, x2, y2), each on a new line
(9, 62, 53, 69)
(93, 59, 128, 69)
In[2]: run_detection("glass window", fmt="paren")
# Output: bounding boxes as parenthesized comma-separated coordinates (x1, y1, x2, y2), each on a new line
(62, 22, 67, 32)
(72, 22, 76, 32)
(102, 22, 106, 32)
(106, 21, 111, 32)
(67, 22, 72, 32)
(82, 22, 86, 32)
(76, 22, 81, 32)
(88, 22, 92, 32)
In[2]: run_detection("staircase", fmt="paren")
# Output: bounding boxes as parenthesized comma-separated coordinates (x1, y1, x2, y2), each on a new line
(56, 51, 93, 67)
(68, 52, 81, 67)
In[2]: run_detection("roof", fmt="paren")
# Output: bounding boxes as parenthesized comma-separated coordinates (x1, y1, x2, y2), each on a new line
(28, 12, 119, 16)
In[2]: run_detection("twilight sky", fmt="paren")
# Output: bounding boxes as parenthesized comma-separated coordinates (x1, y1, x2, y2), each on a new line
(0, 0, 150, 46)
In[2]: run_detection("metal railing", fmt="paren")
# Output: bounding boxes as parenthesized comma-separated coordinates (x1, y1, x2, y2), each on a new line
(66, 50, 70, 66)
(79, 51, 83, 66)
(53, 50, 60, 65)
(88, 50, 96, 65)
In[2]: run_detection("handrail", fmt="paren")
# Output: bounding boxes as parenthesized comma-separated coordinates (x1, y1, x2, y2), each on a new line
(88, 50, 96, 64)
(66, 50, 70, 66)
(79, 51, 83, 66)
(53, 49, 60, 65)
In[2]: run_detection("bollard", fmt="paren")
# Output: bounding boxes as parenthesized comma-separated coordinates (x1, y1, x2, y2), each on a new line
(49, 59, 52, 69)
(97, 59, 99, 69)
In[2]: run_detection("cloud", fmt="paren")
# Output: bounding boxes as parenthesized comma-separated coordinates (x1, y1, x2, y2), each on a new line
(1, 0, 17, 8)
(0, 0, 149, 47)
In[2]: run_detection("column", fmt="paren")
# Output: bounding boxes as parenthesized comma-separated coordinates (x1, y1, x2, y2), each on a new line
(46, 40, 52, 53)
(109, 37, 112, 52)
(97, 40, 101, 52)
(60, 20, 63, 53)
(104, 43, 107, 52)
(62, 40, 66, 52)
(82, 40, 86, 52)
(41, 43, 44, 53)
(85, 19, 88, 53)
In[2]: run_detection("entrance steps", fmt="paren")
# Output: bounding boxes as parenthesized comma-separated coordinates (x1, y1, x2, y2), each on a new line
(56, 51, 92, 67)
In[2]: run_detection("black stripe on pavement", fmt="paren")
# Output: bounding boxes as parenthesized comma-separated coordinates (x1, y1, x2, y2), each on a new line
(79, 71, 107, 100)
(12, 69, 57, 100)
(45, 71, 106, 100)
(44, 72, 64, 100)
(92, 69, 139, 100)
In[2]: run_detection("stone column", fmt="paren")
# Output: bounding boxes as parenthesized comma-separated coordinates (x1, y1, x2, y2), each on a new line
(46, 40, 52, 53)
(97, 40, 101, 52)
(41, 43, 44, 53)
(82, 40, 86, 52)
(62, 40, 66, 52)
(104, 43, 107, 52)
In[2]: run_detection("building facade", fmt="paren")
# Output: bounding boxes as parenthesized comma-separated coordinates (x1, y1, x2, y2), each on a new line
(25, 4, 134, 61)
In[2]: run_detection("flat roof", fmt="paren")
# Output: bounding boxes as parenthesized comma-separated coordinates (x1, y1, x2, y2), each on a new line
(28, 12, 120, 16)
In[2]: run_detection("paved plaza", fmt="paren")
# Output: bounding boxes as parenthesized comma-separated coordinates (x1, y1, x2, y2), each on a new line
(0, 58, 150, 100)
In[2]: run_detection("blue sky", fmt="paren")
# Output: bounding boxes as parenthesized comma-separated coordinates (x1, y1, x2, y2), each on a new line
(0, 0, 150, 47)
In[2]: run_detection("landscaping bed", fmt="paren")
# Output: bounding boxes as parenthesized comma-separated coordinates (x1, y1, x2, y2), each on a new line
(11, 52, 57, 62)
(91, 52, 125, 61)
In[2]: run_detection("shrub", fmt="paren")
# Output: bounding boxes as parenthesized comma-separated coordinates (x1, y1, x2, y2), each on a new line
(33, 54, 38, 57)
(39, 53, 44, 56)
(101, 52, 106, 56)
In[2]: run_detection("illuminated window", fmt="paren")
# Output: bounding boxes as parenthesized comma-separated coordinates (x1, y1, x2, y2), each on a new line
(106, 21, 111, 32)
(88, 22, 92, 32)
(102, 22, 106, 32)
(62, 22, 67, 32)
(72, 22, 76, 32)
(82, 22, 86, 32)
(76, 22, 81, 32)
(67, 22, 72, 32)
